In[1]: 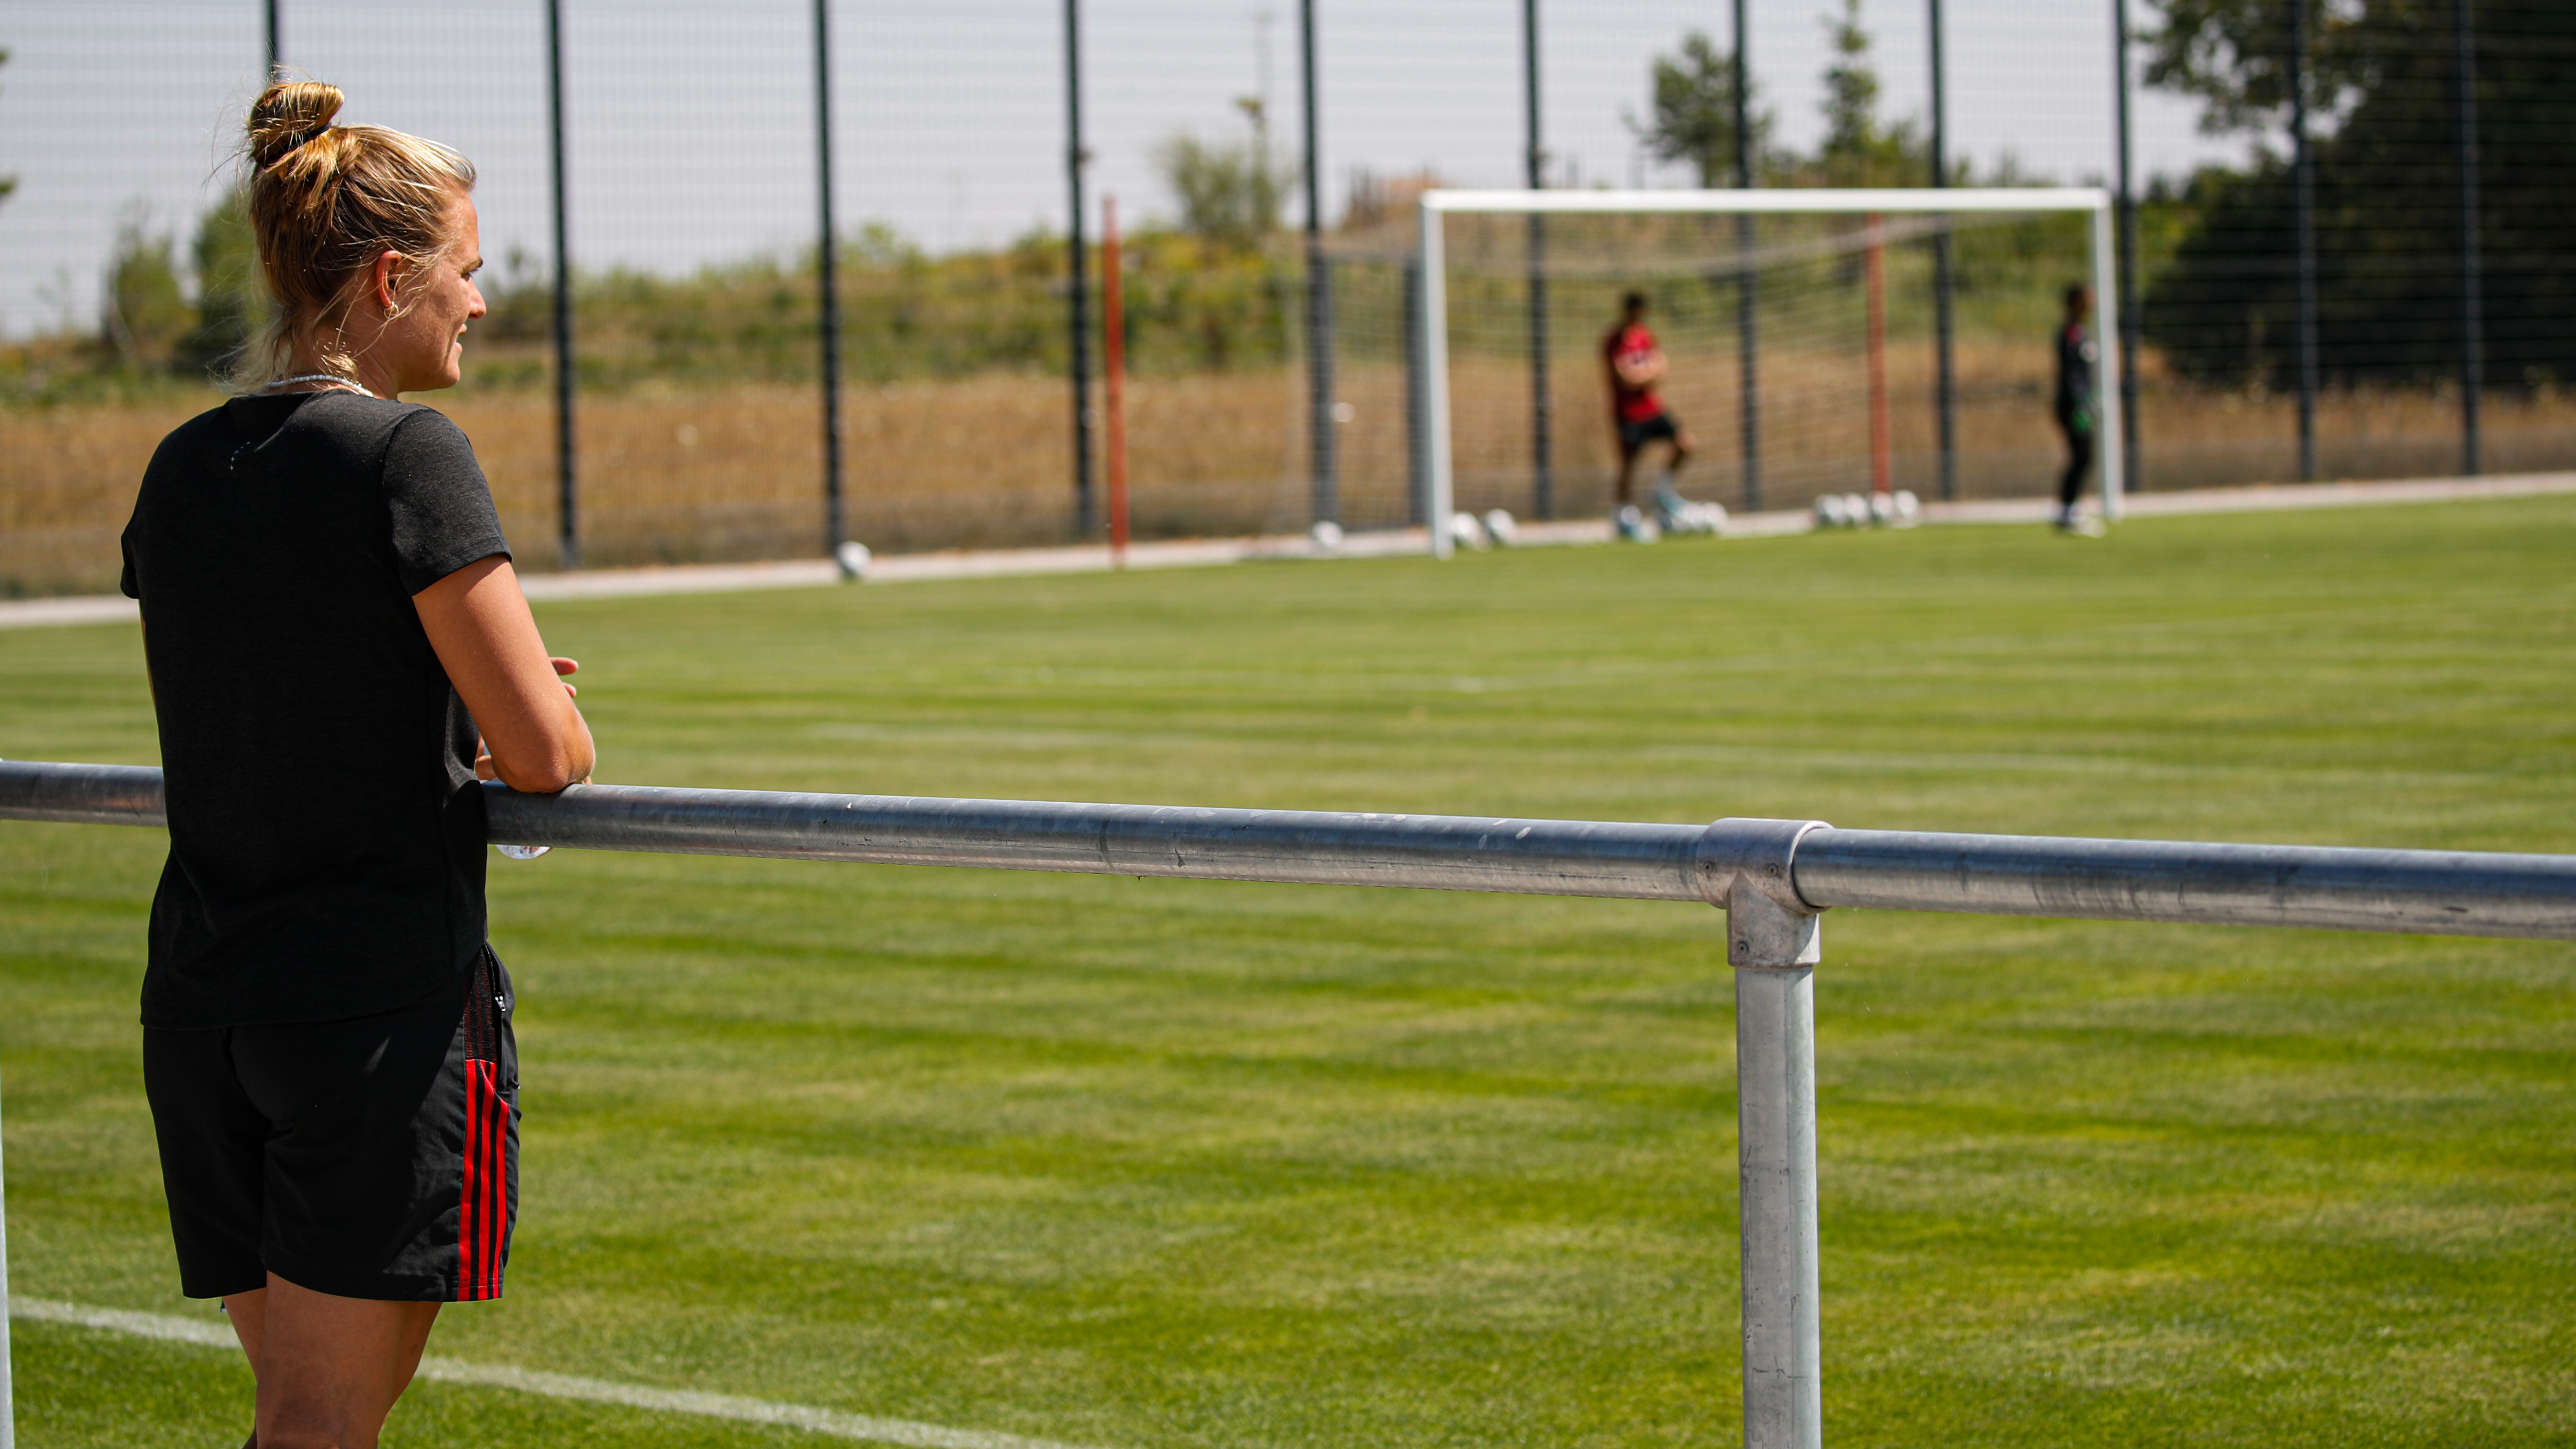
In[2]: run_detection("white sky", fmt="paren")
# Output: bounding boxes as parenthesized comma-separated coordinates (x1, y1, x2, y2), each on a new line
(0, 0, 2244, 338)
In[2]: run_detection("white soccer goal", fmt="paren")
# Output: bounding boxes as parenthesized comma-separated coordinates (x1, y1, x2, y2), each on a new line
(1413, 188, 2124, 558)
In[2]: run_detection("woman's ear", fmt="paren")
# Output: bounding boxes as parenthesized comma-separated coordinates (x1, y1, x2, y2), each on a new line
(372, 249, 404, 314)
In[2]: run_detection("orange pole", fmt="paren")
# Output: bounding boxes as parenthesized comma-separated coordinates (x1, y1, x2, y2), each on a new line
(1865, 213, 1891, 497)
(1103, 196, 1129, 567)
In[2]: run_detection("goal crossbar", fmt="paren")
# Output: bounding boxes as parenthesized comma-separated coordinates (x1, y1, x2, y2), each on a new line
(1414, 187, 2124, 554)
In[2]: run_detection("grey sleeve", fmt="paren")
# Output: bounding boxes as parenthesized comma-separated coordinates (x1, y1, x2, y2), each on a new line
(383, 407, 512, 596)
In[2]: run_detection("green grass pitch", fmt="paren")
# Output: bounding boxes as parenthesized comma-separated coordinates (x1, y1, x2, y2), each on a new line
(2, 498, 2572, 1448)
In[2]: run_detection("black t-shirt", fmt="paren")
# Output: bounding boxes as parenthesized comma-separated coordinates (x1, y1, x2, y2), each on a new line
(2055, 321, 2098, 428)
(120, 392, 512, 1029)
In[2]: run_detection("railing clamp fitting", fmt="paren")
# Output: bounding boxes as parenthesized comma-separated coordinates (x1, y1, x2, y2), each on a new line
(1696, 817, 1833, 968)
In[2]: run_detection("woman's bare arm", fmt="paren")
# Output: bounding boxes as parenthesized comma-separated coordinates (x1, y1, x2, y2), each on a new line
(413, 555, 595, 792)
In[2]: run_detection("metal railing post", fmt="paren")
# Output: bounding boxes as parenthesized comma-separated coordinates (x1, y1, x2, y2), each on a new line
(1699, 818, 1830, 1449)
(1734, 963, 1819, 1449)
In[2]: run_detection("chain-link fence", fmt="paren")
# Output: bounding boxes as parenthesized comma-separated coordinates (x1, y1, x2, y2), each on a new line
(3, 1, 2568, 594)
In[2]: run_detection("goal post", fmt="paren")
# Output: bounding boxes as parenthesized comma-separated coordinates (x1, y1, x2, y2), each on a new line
(1414, 187, 2124, 558)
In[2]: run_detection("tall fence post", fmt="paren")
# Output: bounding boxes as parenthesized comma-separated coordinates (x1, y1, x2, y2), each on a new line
(2092, 199, 2128, 519)
(1926, 0, 1957, 503)
(2112, 0, 2144, 495)
(1523, 0, 1553, 522)
(813, 0, 847, 557)
(1300, 0, 1336, 528)
(544, 0, 580, 569)
(1064, 0, 1095, 539)
(2289, 0, 2319, 483)
(1699, 818, 1829, 1449)
(263, 0, 280, 76)
(1732, 0, 1761, 514)
(1103, 196, 1129, 568)
(2455, 0, 2483, 478)
(1404, 256, 1427, 526)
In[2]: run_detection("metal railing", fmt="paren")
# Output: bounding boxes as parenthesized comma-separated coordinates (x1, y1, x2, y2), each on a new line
(7, 758, 2575, 1449)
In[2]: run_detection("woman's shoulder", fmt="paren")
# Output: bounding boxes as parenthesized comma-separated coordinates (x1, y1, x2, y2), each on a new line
(272, 394, 478, 471)
(377, 399, 478, 460)
(150, 399, 244, 453)
(141, 398, 280, 486)
(375, 401, 490, 506)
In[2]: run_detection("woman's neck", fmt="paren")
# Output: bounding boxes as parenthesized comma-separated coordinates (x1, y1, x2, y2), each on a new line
(280, 323, 398, 398)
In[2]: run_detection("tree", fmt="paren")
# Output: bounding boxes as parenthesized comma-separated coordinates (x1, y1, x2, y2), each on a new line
(183, 185, 266, 370)
(1630, 30, 1772, 187)
(0, 50, 17, 209)
(101, 209, 190, 367)
(2141, 2, 2576, 390)
(1812, 0, 1923, 187)
(2143, 0, 2369, 137)
(1153, 117, 1292, 252)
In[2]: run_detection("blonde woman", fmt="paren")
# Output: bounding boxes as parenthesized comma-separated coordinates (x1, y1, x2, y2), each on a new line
(118, 80, 593, 1448)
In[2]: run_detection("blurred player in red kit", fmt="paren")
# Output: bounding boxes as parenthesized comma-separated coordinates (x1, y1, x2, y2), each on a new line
(1603, 292, 1696, 539)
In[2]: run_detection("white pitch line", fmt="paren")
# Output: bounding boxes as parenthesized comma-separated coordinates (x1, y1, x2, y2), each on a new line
(11, 1296, 1107, 1449)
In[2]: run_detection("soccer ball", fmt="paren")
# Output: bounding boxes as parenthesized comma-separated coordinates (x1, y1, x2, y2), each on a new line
(1310, 520, 1344, 553)
(1450, 512, 1490, 551)
(834, 540, 872, 580)
(1814, 495, 1849, 529)
(1842, 493, 1869, 528)
(1868, 491, 1895, 527)
(1892, 489, 1922, 527)
(1482, 508, 1519, 547)
(1663, 499, 1727, 536)
(1652, 482, 1726, 537)
(1613, 504, 1661, 543)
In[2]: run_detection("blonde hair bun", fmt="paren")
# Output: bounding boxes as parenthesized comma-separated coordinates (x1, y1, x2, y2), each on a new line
(247, 80, 346, 171)
(231, 80, 476, 391)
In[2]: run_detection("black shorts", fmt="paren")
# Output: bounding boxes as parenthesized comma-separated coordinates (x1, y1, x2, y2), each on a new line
(1618, 412, 1682, 457)
(143, 947, 518, 1302)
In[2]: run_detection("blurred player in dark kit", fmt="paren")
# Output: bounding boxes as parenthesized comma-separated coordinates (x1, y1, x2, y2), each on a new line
(2053, 283, 2103, 535)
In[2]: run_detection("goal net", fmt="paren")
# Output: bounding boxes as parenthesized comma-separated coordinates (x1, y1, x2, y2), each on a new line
(1303, 188, 2122, 556)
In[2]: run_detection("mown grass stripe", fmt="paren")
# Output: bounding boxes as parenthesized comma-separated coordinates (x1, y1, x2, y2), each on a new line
(9, 1297, 1105, 1449)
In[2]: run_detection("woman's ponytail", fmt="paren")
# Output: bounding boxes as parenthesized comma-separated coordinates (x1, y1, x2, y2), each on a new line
(231, 80, 476, 391)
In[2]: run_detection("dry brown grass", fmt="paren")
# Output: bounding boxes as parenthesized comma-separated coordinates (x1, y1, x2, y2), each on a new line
(9, 357, 2573, 596)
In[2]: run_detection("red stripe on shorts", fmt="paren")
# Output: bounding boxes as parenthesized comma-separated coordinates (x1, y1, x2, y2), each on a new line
(457, 1058, 510, 1300)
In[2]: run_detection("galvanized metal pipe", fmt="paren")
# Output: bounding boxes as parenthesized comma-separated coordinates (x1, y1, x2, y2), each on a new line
(1710, 818, 1828, 1449)
(1735, 965, 1821, 1449)
(485, 780, 1714, 901)
(6, 764, 2576, 941)
(1790, 829, 2576, 941)
(0, 762, 163, 829)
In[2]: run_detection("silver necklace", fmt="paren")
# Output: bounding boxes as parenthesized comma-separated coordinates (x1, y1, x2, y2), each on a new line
(262, 373, 372, 396)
